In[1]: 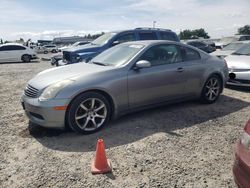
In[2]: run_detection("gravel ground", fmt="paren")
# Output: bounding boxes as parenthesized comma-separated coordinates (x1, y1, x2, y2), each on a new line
(0, 55, 249, 188)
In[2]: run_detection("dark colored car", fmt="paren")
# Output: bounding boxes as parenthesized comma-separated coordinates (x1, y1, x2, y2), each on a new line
(62, 27, 180, 65)
(233, 119, 250, 188)
(187, 41, 216, 53)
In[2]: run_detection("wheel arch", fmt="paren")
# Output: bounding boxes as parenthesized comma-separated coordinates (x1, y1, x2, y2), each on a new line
(65, 89, 116, 128)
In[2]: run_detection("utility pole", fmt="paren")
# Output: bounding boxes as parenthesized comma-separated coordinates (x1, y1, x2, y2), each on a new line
(153, 21, 156, 28)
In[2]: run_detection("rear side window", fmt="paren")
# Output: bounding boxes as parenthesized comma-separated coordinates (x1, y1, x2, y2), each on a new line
(180, 46, 201, 61)
(139, 32, 157, 40)
(160, 32, 178, 41)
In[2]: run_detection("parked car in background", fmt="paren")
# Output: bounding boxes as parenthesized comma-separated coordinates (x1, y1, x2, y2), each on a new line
(215, 35, 250, 49)
(0, 43, 37, 63)
(226, 43, 250, 87)
(43, 44, 58, 54)
(233, 119, 250, 188)
(51, 41, 91, 66)
(211, 41, 250, 58)
(21, 40, 228, 134)
(186, 40, 216, 53)
(61, 28, 180, 65)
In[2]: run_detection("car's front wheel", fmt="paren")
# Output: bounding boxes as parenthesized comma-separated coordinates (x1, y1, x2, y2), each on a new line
(22, 54, 31, 63)
(67, 92, 111, 134)
(200, 75, 222, 104)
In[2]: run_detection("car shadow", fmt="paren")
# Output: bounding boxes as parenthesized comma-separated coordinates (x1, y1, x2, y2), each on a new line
(19, 95, 250, 152)
(0, 60, 39, 64)
(226, 85, 250, 93)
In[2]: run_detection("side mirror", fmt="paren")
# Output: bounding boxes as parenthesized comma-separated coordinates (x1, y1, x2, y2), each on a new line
(134, 60, 151, 70)
(112, 41, 120, 46)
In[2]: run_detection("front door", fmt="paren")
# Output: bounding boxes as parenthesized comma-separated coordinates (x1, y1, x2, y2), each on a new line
(128, 44, 188, 108)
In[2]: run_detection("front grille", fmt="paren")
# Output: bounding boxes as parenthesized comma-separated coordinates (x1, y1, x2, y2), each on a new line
(24, 84, 39, 98)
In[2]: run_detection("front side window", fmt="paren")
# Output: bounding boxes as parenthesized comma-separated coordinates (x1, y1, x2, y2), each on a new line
(180, 46, 201, 61)
(140, 44, 181, 66)
(160, 32, 177, 41)
(115, 33, 136, 43)
(139, 32, 157, 40)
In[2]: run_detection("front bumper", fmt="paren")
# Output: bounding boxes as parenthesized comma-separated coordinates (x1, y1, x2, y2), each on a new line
(31, 54, 38, 60)
(233, 141, 250, 188)
(21, 95, 70, 129)
(227, 71, 250, 87)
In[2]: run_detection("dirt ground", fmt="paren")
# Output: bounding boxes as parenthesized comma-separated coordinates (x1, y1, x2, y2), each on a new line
(0, 55, 249, 188)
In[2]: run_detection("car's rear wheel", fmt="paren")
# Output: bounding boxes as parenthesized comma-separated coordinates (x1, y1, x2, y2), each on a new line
(44, 51, 48, 54)
(21, 54, 31, 63)
(51, 49, 57, 53)
(200, 75, 222, 104)
(67, 92, 111, 134)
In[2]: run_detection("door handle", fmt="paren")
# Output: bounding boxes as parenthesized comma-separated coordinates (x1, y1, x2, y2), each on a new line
(177, 67, 184, 72)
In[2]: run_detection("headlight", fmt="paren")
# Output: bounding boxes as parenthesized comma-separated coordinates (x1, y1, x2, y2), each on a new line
(39, 79, 74, 101)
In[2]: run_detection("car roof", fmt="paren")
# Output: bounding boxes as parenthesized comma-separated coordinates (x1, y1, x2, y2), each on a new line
(0, 43, 25, 47)
(111, 27, 174, 34)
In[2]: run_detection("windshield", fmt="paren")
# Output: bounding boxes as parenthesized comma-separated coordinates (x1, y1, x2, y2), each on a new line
(91, 44, 144, 67)
(219, 37, 237, 43)
(222, 42, 244, 51)
(232, 44, 250, 55)
(72, 42, 80, 46)
(91, 32, 116, 45)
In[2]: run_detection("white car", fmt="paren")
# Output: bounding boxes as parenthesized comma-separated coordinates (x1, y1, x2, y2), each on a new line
(215, 35, 250, 49)
(211, 41, 250, 58)
(43, 45, 58, 54)
(226, 43, 250, 87)
(0, 43, 37, 63)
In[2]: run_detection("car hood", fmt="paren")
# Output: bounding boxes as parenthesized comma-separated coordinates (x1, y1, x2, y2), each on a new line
(66, 43, 102, 53)
(225, 55, 250, 69)
(28, 63, 114, 90)
(211, 50, 233, 57)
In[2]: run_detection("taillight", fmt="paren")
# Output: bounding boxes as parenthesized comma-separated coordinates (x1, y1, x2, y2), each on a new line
(241, 119, 250, 149)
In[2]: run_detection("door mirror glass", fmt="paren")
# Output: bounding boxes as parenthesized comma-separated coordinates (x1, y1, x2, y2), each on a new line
(134, 60, 151, 69)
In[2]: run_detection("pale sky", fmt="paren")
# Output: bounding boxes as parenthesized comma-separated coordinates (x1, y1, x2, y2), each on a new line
(1, 0, 249, 41)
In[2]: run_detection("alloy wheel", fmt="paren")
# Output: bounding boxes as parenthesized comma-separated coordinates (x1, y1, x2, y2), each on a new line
(205, 77, 220, 101)
(75, 98, 107, 131)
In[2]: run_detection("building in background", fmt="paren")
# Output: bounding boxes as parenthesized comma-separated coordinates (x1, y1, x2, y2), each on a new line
(52, 36, 92, 45)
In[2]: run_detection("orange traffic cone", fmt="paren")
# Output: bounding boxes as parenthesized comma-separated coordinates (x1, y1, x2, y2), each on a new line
(91, 139, 112, 174)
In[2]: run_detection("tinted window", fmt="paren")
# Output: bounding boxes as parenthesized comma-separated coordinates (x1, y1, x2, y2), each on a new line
(139, 32, 157, 40)
(140, 44, 181, 66)
(115, 33, 136, 43)
(188, 41, 206, 47)
(180, 46, 200, 61)
(0, 45, 25, 51)
(160, 32, 177, 41)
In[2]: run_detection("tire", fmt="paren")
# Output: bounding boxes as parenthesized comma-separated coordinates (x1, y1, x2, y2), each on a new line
(51, 49, 57, 53)
(22, 54, 31, 63)
(67, 92, 111, 134)
(200, 75, 222, 104)
(44, 51, 48, 54)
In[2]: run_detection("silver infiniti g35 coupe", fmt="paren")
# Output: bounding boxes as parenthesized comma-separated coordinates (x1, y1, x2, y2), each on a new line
(21, 40, 228, 134)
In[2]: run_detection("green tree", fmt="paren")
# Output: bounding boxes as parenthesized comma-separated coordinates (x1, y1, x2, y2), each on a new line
(238, 25, 250, 35)
(0, 38, 3, 44)
(179, 28, 210, 40)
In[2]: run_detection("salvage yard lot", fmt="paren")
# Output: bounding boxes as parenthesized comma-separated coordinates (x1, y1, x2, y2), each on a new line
(0, 57, 249, 188)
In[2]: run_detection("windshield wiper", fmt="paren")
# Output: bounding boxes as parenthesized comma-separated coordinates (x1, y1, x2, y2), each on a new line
(92, 61, 107, 66)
